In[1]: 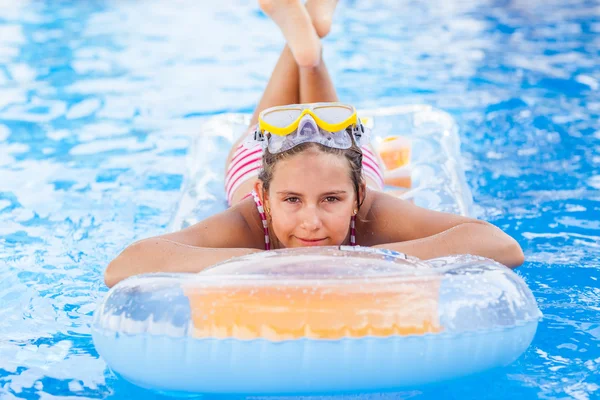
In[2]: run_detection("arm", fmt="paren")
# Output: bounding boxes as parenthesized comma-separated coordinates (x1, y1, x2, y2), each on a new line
(365, 192, 525, 268)
(104, 206, 263, 288)
(373, 221, 524, 268)
(104, 239, 261, 288)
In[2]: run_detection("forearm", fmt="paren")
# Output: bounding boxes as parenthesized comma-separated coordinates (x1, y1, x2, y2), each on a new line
(374, 222, 524, 268)
(104, 238, 262, 288)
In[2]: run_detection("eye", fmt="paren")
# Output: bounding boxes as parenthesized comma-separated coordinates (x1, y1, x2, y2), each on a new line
(284, 197, 300, 204)
(324, 196, 340, 203)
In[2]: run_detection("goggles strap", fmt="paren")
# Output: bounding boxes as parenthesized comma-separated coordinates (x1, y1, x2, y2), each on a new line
(350, 123, 365, 146)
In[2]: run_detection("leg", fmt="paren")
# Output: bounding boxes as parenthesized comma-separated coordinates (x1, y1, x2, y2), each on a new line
(257, 0, 338, 68)
(305, 0, 338, 41)
(300, 0, 339, 103)
(299, 61, 338, 103)
(250, 0, 339, 126)
(227, 44, 299, 166)
(258, 0, 321, 67)
(249, 45, 299, 127)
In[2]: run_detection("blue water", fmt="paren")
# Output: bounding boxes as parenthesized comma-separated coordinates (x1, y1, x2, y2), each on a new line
(0, 0, 598, 399)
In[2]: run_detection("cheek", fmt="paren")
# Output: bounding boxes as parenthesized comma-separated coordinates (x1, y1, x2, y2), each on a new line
(270, 212, 295, 235)
(323, 210, 353, 233)
(335, 216, 353, 235)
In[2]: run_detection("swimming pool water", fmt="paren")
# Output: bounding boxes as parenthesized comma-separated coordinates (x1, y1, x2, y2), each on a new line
(0, 0, 598, 399)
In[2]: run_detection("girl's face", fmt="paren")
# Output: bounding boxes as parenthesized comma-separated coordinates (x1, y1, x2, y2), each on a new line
(258, 148, 357, 248)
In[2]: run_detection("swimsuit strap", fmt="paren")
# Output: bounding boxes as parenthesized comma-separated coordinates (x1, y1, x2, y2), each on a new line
(350, 215, 357, 246)
(250, 190, 357, 249)
(251, 190, 271, 250)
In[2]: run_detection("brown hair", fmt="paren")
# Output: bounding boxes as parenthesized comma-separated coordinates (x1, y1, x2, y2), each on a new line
(258, 138, 366, 210)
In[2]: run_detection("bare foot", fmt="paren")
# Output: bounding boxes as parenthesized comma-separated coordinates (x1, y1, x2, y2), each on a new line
(259, 0, 322, 67)
(305, 0, 338, 38)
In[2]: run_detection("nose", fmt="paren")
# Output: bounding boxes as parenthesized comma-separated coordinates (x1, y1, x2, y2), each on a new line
(299, 204, 323, 231)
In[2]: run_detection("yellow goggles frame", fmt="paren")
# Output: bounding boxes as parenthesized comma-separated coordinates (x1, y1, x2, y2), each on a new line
(258, 103, 358, 137)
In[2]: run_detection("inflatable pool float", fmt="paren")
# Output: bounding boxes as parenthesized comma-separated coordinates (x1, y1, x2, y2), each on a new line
(93, 106, 541, 395)
(93, 248, 541, 395)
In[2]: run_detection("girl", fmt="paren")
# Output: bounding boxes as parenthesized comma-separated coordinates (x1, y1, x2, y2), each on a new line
(104, 0, 523, 288)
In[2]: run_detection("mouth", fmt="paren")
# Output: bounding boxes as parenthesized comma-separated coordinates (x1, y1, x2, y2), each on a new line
(296, 237, 327, 246)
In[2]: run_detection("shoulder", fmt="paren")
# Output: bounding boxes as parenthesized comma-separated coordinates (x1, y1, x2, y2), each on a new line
(355, 190, 404, 245)
(357, 189, 476, 246)
(158, 197, 265, 249)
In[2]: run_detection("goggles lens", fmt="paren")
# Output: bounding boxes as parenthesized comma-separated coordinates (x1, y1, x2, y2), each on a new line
(312, 104, 355, 124)
(261, 107, 303, 127)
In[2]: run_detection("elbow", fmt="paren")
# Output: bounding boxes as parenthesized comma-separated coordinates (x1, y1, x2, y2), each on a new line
(104, 253, 127, 289)
(104, 258, 123, 289)
(502, 236, 525, 269)
(474, 221, 524, 269)
(104, 240, 146, 288)
(509, 240, 525, 269)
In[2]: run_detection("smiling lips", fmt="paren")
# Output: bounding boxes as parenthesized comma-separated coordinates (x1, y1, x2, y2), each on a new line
(296, 237, 327, 246)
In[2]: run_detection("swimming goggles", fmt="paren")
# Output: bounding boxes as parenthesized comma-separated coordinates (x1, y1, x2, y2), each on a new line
(248, 102, 367, 154)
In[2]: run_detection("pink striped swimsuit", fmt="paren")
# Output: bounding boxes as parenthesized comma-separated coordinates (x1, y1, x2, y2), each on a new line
(225, 127, 385, 206)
